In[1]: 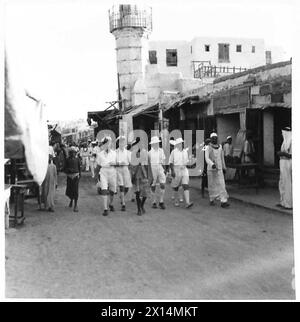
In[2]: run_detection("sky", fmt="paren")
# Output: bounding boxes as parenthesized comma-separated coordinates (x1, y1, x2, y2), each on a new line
(4, 0, 295, 121)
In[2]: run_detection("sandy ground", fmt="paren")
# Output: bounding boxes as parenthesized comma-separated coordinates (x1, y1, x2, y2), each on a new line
(5, 173, 295, 300)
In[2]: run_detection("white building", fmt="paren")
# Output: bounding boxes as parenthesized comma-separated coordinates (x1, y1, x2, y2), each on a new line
(147, 37, 287, 81)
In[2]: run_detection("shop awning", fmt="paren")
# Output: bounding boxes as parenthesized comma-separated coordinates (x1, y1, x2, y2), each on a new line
(124, 102, 159, 118)
(163, 94, 210, 113)
(5, 55, 48, 185)
(251, 102, 291, 109)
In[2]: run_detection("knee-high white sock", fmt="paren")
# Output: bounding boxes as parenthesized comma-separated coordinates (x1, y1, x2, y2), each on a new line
(120, 191, 125, 205)
(151, 187, 157, 204)
(160, 189, 165, 203)
(184, 190, 190, 204)
(102, 195, 108, 210)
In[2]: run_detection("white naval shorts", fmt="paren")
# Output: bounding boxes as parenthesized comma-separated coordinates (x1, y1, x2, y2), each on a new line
(171, 166, 189, 188)
(99, 167, 117, 193)
(150, 165, 166, 186)
(117, 166, 132, 188)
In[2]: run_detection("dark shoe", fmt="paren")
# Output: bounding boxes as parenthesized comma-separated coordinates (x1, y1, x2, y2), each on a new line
(121, 205, 126, 211)
(159, 202, 166, 210)
(69, 201, 73, 208)
(73, 206, 78, 212)
(109, 205, 115, 212)
(221, 202, 230, 208)
(186, 202, 193, 209)
(210, 200, 215, 206)
(48, 208, 55, 213)
(137, 210, 142, 216)
(103, 209, 108, 216)
(152, 203, 157, 209)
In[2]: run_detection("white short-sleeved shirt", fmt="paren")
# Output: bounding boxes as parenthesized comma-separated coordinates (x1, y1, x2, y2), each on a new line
(48, 146, 56, 157)
(116, 148, 131, 165)
(148, 148, 165, 165)
(169, 148, 189, 166)
(96, 149, 117, 167)
(223, 143, 233, 157)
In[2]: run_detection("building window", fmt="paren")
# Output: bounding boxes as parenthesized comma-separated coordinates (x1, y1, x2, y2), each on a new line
(205, 45, 210, 52)
(149, 50, 157, 64)
(266, 50, 272, 65)
(252, 45, 256, 53)
(236, 45, 242, 52)
(218, 43, 230, 62)
(166, 49, 177, 66)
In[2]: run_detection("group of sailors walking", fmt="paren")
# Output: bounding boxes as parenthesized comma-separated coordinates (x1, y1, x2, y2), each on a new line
(89, 135, 195, 216)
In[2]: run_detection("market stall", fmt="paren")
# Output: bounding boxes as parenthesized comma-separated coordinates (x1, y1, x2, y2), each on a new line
(4, 54, 49, 227)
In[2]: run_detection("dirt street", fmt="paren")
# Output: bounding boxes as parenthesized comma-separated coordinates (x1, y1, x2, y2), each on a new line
(5, 173, 295, 299)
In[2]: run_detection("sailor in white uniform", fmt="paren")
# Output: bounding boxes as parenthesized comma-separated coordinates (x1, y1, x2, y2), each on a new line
(96, 137, 117, 216)
(169, 138, 193, 208)
(116, 136, 132, 211)
(148, 136, 166, 209)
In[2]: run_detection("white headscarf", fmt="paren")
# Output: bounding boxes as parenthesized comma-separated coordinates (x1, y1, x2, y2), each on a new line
(281, 129, 292, 153)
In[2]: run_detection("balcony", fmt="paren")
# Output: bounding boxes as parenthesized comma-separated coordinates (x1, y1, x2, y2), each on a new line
(109, 4, 152, 33)
(192, 61, 247, 80)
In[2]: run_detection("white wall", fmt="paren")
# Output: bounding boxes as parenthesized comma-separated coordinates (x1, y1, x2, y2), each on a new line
(148, 40, 193, 78)
(147, 37, 267, 80)
(191, 37, 266, 69)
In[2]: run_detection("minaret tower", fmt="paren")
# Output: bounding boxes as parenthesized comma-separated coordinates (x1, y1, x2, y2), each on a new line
(109, 4, 152, 110)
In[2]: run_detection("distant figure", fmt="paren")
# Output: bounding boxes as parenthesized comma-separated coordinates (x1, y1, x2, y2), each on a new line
(277, 127, 292, 210)
(242, 133, 255, 163)
(201, 138, 211, 197)
(80, 144, 90, 172)
(90, 141, 98, 178)
(223, 136, 234, 164)
(223, 136, 236, 181)
(48, 142, 56, 158)
(205, 133, 229, 208)
(41, 155, 57, 212)
(64, 147, 81, 212)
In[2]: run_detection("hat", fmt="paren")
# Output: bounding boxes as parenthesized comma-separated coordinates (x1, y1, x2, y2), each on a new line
(149, 136, 161, 145)
(174, 138, 184, 145)
(88, 139, 91, 142)
(226, 135, 232, 140)
(210, 132, 218, 138)
(69, 146, 77, 152)
(170, 139, 176, 146)
(282, 126, 291, 131)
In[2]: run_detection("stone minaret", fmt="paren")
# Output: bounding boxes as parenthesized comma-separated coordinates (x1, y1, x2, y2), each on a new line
(109, 4, 152, 110)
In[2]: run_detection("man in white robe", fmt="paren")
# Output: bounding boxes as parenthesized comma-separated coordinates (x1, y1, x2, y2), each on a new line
(205, 133, 229, 208)
(277, 127, 292, 210)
